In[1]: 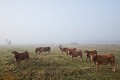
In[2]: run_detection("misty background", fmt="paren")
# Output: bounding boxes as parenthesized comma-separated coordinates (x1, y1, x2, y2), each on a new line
(0, 0, 120, 45)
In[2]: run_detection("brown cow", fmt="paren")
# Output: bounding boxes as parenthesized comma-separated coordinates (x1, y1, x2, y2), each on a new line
(12, 51, 29, 64)
(84, 50, 97, 61)
(92, 53, 116, 72)
(35, 47, 51, 54)
(66, 48, 77, 57)
(67, 50, 82, 61)
(59, 45, 68, 54)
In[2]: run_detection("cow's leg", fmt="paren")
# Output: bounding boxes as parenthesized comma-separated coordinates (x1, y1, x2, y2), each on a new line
(27, 57, 29, 61)
(81, 54, 82, 60)
(96, 63, 99, 73)
(89, 57, 92, 62)
(111, 62, 116, 72)
(72, 56, 73, 61)
(80, 55, 82, 61)
(86, 55, 90, 62)
(109, 59, 116, 72)
(16, 60, 20, 65)
(86, 57, 88, 62)
(48, 50, 51, 53)
(62, 51, 63, 54)
(66, 52, 68, 57)
(112, 66, 116, 72)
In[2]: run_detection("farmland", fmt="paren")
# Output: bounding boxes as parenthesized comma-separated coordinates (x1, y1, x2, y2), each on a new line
(0, 44, 120, 80)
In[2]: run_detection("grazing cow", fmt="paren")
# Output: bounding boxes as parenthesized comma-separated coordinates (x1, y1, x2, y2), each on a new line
(35, 47, 42, 54)
(35, 47, 51, 54)
(84, 50, 97, 61)
(68, 50, 82, 61)
(59, 45, 68, 54)
(12, 51, 29, 64)
(92, 53, 116, 72)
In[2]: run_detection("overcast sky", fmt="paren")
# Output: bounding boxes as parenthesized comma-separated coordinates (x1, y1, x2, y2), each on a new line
(0, 0, 120, 44)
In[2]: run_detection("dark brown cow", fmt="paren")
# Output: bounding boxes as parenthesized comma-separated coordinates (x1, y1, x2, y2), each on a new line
(84, 50, 97, 61)
(68, 50, 82, 61)
(12, 51, 29, 64)
(35, 47, 51, 54)
(92, 53, 115, 72)
(59, 45, 68, 54)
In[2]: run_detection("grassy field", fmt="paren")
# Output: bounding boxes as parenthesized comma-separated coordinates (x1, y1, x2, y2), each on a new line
(0, 44, 120, 80)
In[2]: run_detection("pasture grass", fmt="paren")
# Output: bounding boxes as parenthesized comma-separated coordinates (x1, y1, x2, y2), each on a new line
(0, 44, 120, 80)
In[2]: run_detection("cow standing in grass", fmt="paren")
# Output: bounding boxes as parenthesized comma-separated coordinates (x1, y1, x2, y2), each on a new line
(12, 51, 29, 64)
(67, 50, 82, 61)
(35, 47, 51, 54)
(91, 53, 116, 72)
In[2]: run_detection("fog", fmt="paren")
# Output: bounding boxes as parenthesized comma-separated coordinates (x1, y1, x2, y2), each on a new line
(0, 0, 120, 45)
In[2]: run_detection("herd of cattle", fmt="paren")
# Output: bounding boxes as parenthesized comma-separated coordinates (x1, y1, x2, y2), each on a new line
(11, 45, 116, 72)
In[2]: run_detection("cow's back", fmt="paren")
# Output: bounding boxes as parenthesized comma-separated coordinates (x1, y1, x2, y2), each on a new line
(92, 54, 115, 65)
(42, 47, 51, 53)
